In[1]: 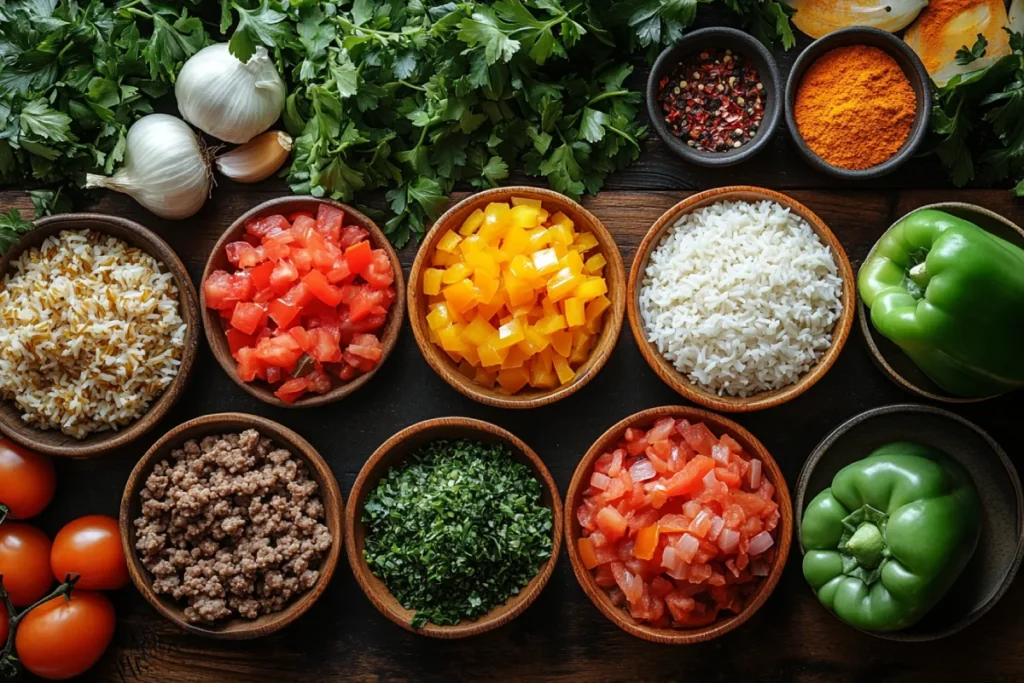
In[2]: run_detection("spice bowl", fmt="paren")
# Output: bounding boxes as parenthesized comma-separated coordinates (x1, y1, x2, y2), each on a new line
(344, 416, 564, 638)
(407, 186, 626, 409)
(858, 202, 1024, 403)
(784, 27, 932, 180)
(795, 404, 1024, 641)
(201, 196, 405, 409)
(565, 405, 793, 644)
(0, 214, 201, 458)
(119, 413, 344, 640)
(627, 186, 856, 412)
(646, 27, 782, 167)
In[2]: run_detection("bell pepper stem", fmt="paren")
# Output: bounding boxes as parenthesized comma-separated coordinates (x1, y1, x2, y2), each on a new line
(908, 262, 929, 292)
(846, 523, 885, 569)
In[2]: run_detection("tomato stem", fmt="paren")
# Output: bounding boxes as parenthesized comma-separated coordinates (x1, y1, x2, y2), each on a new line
(0, 574, 79, 679)
(0, 505, 8, 527)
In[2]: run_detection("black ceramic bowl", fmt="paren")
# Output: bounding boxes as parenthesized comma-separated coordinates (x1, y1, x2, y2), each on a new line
(784, 27, 931, 180)
(795, 404, 1024, 642)
(646, 27, 782, 167)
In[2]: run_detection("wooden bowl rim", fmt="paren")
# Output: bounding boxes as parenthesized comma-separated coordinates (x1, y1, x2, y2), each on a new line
(857, 202, 1024, 403)
(626, 186, 856, 412)
(200, 196, 405, 409)
(0, 213, 200, 458)
(794, 402, 1024, 642)
(344, 416, 564, 638)
(564, 405, 793, 644)
(407, 186, 626, 409)
(119, 412, 343, 640)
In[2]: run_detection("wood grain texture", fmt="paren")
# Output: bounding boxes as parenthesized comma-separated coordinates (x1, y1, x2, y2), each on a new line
(2, 185, 1023, 683)
(343, 416, 563, 638)
(626, 187, 856, 412)
(119, 413, 343, 640)
(565, 405, 792, 645)
(200, 197, 405, 409)
(407, 187, 626, 409)
(0, 214, 200, 458)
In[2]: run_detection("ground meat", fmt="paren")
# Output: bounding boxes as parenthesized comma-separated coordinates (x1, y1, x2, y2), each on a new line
(134, 430, 332, 624)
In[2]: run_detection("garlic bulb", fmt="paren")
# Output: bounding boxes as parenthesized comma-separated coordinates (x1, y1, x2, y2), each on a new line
(216, 131, 293, 183)
(904, 0, 1010, 86)
(1011, 0, 1024, 32)
(789, 0, 928, 39)
(86, 114, 211, 220)
(176, 43, 286, 144)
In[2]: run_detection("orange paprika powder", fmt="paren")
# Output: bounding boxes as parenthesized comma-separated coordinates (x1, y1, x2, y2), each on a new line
(794, 45, 916, 171)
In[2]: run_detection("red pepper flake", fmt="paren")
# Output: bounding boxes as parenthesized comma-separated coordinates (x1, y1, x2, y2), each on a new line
(658, 48, 766, 153)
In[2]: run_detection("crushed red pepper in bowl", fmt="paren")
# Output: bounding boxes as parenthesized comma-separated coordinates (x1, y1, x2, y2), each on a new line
(658, 48, 765, 153)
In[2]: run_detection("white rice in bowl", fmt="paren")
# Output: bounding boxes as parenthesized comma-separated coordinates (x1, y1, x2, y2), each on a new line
(638, 200, 843, 397)
(0, 230, 186, 438)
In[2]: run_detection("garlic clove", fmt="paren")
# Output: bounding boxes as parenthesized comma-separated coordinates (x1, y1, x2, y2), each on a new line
(215, 131, 293, 183)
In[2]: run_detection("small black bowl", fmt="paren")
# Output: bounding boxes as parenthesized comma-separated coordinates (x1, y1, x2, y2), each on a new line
(784, 27, 932, 180)
(646, 27, 782, 168)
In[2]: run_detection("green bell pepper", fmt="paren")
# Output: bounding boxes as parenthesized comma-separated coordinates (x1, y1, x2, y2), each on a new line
(801, 443, 981, 632)
(858, 209, 1024, 398)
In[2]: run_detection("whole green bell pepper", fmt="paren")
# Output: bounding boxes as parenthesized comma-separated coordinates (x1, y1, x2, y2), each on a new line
(858, 209, 1024, 398)
(801, 443, 981, 632)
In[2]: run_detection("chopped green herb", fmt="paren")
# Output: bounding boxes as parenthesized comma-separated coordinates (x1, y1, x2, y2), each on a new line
(0, 208, 34, 256)
(955, 33, 988, 66)
(362, 438, 553, 629)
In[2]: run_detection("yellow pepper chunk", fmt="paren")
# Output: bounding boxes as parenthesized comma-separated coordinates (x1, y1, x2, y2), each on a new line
(464, 248, 499, 279)
(432, 249, 455, 267)
(478, 342, 508, 367)
(494, 318, 526, 349)
(552, 354, 575, 385)
(551, 330, 572, 358)
(463, 315, 498, 347)
(423, 268, 444, 296)
(504, 273, 534, 308)
(526, 229, 552, 252)
(535, 314, 567, 336)
(427, 302, 452, 331)
(585, 253, 607, 274)
(511, 196, 542, 209)
(459, 234, 485, 254)
(585, 294, 611, 322)
(564, 297, 585, 327)
(546, 267, 583, 302)
(473, 271, 500, 305)
(442, 279, 478, 314)
(475, 366, 497, 388)
(479, 202, 511, 242)
(497, 367, 530, 393)
(442, 262, 473, 284)
(501, 345, 528, 369)
(460, 208, 485, 236)
(507, 254, 538, 281)
(531, 248, 560, 276)
(501, 226, 530, 256)
(438, 323, 467, 354)
(508, 205, 543, 230)
(574, 276, 608, 301)
(529, 352, 557, 389)
(562, 249, 585, 275)
(458, 359, 475, 379)
(518, 325, 551, 356)
(573, 231, 599, 252)
(437, 230, 462, 253)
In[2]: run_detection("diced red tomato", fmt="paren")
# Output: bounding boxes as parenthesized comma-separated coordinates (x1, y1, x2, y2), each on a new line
(337, 225, 370, 251)
(236, 347, 265, 382)
(253, 335, 303, 371)
(270, 260, 299, 294)
(268, 298, 302, 329)
(362, 250, 394, 289)
(246, 214, 290, 238)
(226, 241, 266, 268)
(288, 211, 314, 223)
(326, 257, 352, 284)
(230, 302, 265, 336)
(248, 261, 276, 291)
(308, 327, 343, 363)
(304, 270, 344, 306)
(274, 376, 310, 404)
(225, 328, 255, 359)
(204, 270, 254, 310)
(316, 204, 344, 243)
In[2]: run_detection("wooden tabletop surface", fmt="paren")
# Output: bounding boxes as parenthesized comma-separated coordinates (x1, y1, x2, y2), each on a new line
(3, 25, 1023, 681)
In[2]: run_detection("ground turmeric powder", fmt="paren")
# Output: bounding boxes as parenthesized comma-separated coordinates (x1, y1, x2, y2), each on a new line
(794, 45, 917, 171)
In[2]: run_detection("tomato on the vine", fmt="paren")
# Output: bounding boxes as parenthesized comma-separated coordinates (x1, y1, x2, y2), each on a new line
(50, 515, 128, 591)
(15, 590, 115, 680)
(0, 523, 53, 607)
(0, 439, 55, 520)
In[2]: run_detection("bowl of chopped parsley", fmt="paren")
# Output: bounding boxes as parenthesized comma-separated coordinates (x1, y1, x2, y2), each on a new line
(344, 417, 563, 637)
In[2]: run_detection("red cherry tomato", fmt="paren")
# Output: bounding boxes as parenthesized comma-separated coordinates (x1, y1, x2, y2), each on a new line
(50, 515, 128, 591)
(15, 590, 115, 680)
(0, 523, 53, 607)
(0, 439, 55, 519)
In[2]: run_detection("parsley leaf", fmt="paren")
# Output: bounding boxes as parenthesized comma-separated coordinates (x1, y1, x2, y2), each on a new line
(0, 208, 34, 256)
(955, 33, 988, 66)
(228, 0, 290, 63)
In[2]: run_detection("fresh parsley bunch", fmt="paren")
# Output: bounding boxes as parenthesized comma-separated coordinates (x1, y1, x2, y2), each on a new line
(0, 0, 210, 215)
(362, 438, 553, 629)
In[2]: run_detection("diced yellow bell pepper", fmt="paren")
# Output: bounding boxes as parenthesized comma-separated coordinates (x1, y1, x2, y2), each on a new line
(478, 341, 508, 367)
(551, 329, 572, 357)
(459, 234, 485, 254)
(550, 211, 574, 231)
(442, 279, 478, 314)
(460, 208, 485, 236)
(494, 318, 525, 349)
(585, 294, 611, 322)
(432, 249, 455, 267)
(584, 253, 607, 274)
(573, 231, 599, 252)
(463, 315, 498, 347)
(501, 345, 528, 369)
(518, 325, 551, 356)
(464, 249, 499, 279)
(511, 196, 542, 209)
(574, 276, 608, 301)
(437, 230, 462, 253)
(427, 302, 452, 331)
(461, 344, 480, 366)
(458, 359, 475, 379)
(497, 367, 530, 393)
(442, 262, 473, 284)
(428, 327, 440, 345)
(508, 205, 542, 230)
(564, 297, 585, 327)
(501, 226, 530, 256)
(570, 331, 594, 365)
(529, 353, 557, 389)
(546, 267, 583, 302)
(479, 202, 511, 242)
(541, 296, 560, 317)
(423, 268, 444, 296)
(526, 228, 551, 252)
(475, 366, 497, 388)
(531, 248, 560, 276)
(535, 314, 567, 335)
(438, 323, 467, 354)
(504, 273, 534, 308)
(552, 354, 575, 385)
(562, 249, 585, 275)
(446, 349, 463, 364)
(552, 242, 568, 260)
(586, 316, 603, 335)
(507, 254, 538, 281)
(476, 297, 504, 322)
(473, 270, 500, 305)
(548, 223, 573, 248)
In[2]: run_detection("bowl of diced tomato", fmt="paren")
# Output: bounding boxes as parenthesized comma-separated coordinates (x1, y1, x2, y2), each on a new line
(201, 197, 404, 407)
(566, 405, 792, 644)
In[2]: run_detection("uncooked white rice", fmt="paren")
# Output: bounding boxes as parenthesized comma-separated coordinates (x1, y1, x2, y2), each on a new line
(638, 200, 843, 397)
(0, 230, 186, 438)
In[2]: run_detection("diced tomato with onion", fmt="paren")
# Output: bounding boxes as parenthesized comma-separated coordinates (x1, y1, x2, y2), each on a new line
(204, 207, 396, 403)
(576, 418, 778, 630)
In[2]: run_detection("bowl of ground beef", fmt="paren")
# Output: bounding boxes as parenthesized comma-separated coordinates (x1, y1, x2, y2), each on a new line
(119, 413, 343, 639)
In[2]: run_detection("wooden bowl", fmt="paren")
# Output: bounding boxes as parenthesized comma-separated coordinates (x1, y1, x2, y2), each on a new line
(627, 186, 856, 412)
(795, 404, 1024, 641)
(201, 197, 405, 408)
(0, 214, 200, 458)
(119, 413, 343, 640)
(344, 416, 563, 638)
(858, 202, 1024, 403)
(408, 186, 626, 409)
(565, 405, 793, 644)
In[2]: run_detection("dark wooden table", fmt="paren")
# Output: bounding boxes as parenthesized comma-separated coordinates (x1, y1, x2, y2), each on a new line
(4, 27, 1024, 681)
